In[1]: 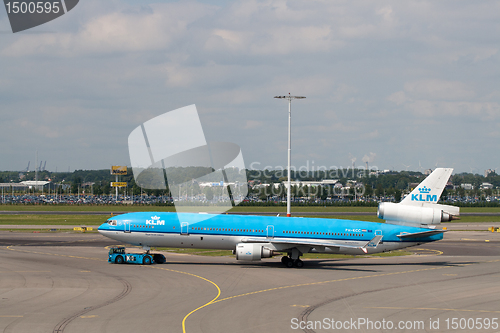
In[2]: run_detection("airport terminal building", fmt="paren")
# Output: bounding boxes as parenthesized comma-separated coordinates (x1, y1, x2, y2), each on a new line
(0, 181, 56, 191)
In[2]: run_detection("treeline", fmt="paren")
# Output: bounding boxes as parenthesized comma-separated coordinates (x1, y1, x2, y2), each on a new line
(3, 168, 500, 193)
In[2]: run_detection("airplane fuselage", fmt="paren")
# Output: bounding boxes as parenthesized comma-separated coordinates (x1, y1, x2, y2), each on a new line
(98, 212, 443, 256)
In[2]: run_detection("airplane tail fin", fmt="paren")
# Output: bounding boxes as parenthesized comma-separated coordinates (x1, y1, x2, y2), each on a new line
(400, 168, 452, 206)
(378, 168, 459, 228)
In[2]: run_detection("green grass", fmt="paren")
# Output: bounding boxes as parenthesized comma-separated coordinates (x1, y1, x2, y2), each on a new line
(0, 204, 176, 212)
(461, 207, 500, 213)
(0, 205, 377, 214)
(2, 204, 500, 215)
(298, 214, 500, 223)
(0, 214, 106, 225)
(0, 229, 99, 233)
(444, 215, 500, 223)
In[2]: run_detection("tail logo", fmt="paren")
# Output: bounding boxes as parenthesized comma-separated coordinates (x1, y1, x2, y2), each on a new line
(411, 193, 437, 202)
(418, 186, 431, 194)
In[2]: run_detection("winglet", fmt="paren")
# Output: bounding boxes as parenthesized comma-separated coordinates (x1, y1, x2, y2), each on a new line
(362, 235, 383, 253)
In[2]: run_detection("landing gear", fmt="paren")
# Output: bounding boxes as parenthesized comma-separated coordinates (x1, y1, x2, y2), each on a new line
(281, 255, 304, 268)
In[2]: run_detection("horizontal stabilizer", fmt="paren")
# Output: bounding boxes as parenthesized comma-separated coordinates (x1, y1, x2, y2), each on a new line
(397, 229, 446, 239)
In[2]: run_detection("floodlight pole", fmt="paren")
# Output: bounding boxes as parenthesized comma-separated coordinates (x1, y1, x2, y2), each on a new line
(274, 94, 306, 217)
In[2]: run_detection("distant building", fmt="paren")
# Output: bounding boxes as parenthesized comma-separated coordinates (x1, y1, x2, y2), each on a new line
(282, 179, 339, 188)
(461, 183, 474, 190)
(480, 182, 493, 190)
(20, 181, 56, 190)
(0, 181, 56, 191)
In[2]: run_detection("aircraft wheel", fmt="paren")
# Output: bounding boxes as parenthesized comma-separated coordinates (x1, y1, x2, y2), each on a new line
(294, 259, 304, 268)
(281, 256, 289, 264)
(143, 256, 152, 265)
(115, 255, 124, 264)
(285, 260, 294, 268)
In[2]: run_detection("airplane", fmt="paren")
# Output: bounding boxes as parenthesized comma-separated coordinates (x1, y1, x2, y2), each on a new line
(98, 168, 459, 268)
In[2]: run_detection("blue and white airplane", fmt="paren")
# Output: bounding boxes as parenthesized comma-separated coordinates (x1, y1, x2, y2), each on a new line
(98, 168, 459, 267)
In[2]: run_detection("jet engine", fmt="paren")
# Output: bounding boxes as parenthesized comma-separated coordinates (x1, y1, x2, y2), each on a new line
(378, 202, 459, 226)
(235, 243, 274, 261)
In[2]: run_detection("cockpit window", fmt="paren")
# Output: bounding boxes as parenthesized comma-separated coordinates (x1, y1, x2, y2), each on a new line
(107, 220, 117, 226)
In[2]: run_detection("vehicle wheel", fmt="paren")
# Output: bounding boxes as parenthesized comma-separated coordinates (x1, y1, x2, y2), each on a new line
(143, 256, 152, 265)
(281, 256, 289, 264)
(115, 255, 124, 264)
(285, 260, 294, 268)
(294, 259, 304, 268)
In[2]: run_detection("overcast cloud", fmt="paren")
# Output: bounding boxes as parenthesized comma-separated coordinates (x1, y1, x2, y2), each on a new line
(1, 0, 499, 174)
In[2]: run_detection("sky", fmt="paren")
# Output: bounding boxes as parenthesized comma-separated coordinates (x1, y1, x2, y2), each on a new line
(1, 0, 499, 175)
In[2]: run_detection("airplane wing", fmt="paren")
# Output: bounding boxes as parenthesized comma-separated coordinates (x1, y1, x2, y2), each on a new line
(241, 235, 383, 254)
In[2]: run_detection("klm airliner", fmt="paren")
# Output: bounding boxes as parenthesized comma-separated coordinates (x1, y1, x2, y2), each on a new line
(98, 168, 459, 267)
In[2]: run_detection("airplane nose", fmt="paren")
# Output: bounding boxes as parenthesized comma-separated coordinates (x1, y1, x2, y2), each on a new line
(97, 224, 107, 234)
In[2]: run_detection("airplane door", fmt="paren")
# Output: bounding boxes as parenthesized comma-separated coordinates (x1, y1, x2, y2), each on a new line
(266, 225, 274, 238)
(181, 222, 189, 235)
(124, 221, 131, 233)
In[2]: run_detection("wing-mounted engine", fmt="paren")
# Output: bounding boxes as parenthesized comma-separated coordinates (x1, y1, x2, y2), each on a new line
(235, 243, 276, 261)
(378, 168, 459, 228)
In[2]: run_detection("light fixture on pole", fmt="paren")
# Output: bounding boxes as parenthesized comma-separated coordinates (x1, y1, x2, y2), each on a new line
(274, 94, 306, 217)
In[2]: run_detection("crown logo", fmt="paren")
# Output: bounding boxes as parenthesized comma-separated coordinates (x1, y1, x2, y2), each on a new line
(151, 215, 160, 220)
(418, 186, 431, 194)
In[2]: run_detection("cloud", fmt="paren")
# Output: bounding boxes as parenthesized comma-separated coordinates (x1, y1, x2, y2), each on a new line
(387, 79, 499, 120)
(406, 100, 500, 120)
(404, 79, 476, 101)
(1, 0, 500, 172)
(387, 91, 406, 105)
(1, 2, 216, 57)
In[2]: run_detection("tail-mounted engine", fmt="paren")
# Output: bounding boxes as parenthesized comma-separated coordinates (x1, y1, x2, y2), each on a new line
(378, 202, 459, 227)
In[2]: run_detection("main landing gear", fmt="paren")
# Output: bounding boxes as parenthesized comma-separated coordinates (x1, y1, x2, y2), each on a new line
(281, 248, 305, 268)
(281, 256, 304, 268)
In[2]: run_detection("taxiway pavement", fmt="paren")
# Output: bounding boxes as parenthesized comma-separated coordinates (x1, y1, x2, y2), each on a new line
(0, 231, 498, 333)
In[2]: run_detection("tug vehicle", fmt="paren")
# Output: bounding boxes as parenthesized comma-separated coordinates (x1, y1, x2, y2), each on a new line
(108, 247, 166, 265)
